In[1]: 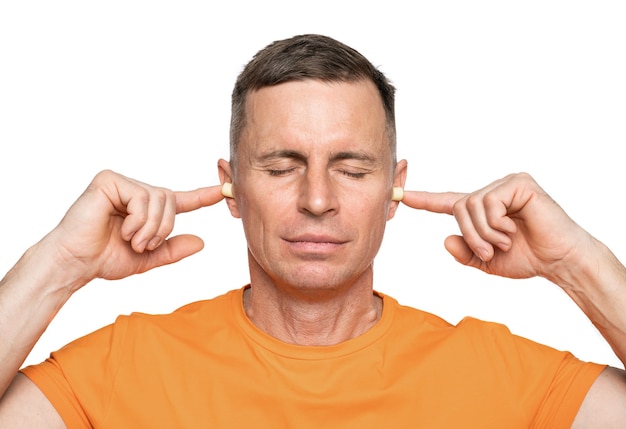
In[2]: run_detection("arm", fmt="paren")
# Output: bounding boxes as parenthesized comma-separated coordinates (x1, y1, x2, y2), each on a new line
(0, 375, 67, 428)
(401, 172, 626, 426)
(0, 170, 223, 426)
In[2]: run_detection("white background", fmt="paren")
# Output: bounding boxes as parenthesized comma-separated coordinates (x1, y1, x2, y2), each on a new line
(1, 1, 624, 368)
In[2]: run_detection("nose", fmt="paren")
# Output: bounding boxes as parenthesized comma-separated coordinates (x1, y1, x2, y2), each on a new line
(297, 168, 338, 217)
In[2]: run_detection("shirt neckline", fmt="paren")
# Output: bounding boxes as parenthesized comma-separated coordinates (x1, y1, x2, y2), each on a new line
(231, 285, 396, 360)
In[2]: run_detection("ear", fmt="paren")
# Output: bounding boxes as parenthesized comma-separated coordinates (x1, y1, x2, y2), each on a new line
(217, 159, 241, 219)
(387, 159, 408, 221)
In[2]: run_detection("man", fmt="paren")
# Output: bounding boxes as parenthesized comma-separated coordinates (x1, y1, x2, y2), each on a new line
(0, 34, 625, 427)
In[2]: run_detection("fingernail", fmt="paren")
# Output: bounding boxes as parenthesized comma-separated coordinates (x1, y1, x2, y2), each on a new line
(476, 247, 489, 262)
(147, 237, 162, 250)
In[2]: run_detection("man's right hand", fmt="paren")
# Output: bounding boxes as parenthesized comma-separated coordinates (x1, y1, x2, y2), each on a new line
(45, 169, 224, 289)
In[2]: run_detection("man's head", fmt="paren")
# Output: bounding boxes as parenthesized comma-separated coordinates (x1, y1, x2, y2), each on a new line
(219, 34, 406, 296)
(229, 34, 397, 170)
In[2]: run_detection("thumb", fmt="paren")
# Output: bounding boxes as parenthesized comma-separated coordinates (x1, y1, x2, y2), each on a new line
(443, 235, 484, 270)
(142, 234, 205, 272)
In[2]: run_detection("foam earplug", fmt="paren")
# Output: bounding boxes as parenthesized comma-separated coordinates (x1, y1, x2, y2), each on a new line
(221, 182, 234, 198)
(391, 187, 404, 201)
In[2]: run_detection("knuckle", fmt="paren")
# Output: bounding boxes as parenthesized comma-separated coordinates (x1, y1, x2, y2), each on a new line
(153, 189, 168, 205)
(133, 210, 149, 224)
(91, 169, 116, 187)
(136, 187, 151, 203)
(464, 193, 481, 210)
(482, 191, 499, 207)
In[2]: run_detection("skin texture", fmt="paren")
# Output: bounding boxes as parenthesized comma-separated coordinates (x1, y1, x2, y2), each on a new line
(219, 80, 406, 345)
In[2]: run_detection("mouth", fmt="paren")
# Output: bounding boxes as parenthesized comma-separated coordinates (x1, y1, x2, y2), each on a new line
(286, 234, 345, 244)
(284, 234, 347, 255)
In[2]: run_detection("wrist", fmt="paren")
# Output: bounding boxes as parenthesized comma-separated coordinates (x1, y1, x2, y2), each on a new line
(549, 236, 626, 309)
(11, 233, 91, 302)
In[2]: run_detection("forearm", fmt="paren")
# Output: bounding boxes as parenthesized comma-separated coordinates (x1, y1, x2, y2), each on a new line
(552, 237, 626, 367)
(0, 236, 85, 397)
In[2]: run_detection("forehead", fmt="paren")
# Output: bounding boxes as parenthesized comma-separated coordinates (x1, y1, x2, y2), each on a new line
(240, 79, 389, 158)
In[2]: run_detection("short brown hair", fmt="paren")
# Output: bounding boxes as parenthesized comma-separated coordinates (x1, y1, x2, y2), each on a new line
(229, 34, 396, 166)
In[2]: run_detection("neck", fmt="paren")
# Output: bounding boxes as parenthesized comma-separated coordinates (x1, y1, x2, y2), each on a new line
(243, 276, 383, 346)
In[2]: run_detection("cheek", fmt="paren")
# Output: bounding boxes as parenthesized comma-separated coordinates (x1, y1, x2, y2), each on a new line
(352, 188, 390, 216)
(351, 195, 391, 235)
(238, 190, 292, 236)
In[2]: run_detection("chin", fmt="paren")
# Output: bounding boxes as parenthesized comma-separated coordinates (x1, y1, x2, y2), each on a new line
(277, 266, 366, 294)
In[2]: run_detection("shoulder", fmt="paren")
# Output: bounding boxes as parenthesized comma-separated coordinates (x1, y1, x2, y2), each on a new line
(383, 294, 572, 364)
(381, 293, 453, 328)
(384, 293, 525, 342)
(121, 287, 242, 335)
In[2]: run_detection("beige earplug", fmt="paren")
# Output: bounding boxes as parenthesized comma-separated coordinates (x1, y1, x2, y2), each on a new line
(391, 187, 404, 201)
(221, 182, 234, 198)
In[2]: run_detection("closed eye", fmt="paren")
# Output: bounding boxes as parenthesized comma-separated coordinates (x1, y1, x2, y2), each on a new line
(340, 170, 368, 179)
(268, 168, 297, 176)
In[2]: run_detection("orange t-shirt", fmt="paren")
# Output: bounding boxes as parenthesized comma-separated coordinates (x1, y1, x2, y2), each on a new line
(22, 287, 605, 428)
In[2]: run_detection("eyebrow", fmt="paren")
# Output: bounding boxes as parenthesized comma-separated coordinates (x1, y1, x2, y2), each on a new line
(256, 150, 307, 163)
(330, 151, 378, 164)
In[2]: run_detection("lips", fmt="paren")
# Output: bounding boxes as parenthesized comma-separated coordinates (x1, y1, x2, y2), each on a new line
(283, 234, 348, 255)
(285, 234, 346, 244)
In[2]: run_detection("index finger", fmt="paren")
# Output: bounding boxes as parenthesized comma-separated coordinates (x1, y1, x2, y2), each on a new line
(401, 190, 467, 215)
(175, 185, 224, 213)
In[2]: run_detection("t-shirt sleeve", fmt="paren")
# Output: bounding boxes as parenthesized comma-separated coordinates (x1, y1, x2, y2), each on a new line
(456, 316, 606, 428)
(20, 316, 130, 429)
(532, 352, 606, 427)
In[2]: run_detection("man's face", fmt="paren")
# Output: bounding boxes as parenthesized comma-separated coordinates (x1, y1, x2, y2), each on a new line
(221, 79, 405, 294)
